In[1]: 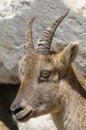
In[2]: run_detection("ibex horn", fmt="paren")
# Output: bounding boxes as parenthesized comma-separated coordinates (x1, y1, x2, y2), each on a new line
(36, 11, 69, 55)
(24, 17, 35, 53)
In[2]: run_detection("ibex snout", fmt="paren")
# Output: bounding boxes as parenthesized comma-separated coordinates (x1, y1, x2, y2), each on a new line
(10, 98, 33, 122)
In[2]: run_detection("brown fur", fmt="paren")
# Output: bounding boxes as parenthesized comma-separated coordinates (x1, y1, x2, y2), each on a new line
(10, 17, 86, 130)
(11, 43, 86, 130)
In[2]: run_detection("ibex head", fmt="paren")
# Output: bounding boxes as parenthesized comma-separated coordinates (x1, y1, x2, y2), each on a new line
(10, 12, 79, 122)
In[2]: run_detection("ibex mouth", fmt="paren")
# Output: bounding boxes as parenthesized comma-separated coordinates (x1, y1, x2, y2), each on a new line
(16, 110, 33, 121)
(15, 106, 33, 122)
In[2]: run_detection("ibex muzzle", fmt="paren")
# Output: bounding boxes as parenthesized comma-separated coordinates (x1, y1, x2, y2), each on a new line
(10, 11, 86, 130)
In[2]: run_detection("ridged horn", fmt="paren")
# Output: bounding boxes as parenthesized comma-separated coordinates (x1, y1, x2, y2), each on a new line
(24, 17, 35, 54)
(36, 11, 69, 55)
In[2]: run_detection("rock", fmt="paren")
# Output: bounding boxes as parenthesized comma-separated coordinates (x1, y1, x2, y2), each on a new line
(0, 0, 86, 84)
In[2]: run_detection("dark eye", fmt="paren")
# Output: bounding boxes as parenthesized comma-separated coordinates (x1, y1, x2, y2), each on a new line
(40, 70, 50, 78)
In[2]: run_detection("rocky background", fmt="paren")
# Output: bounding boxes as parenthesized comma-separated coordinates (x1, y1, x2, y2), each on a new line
(0, 0, 86, 130)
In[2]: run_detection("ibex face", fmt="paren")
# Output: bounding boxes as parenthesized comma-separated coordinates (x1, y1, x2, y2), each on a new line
(10, 12, 79, 122)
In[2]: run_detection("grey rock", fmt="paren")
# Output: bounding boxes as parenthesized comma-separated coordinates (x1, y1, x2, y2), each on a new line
(0, 0, 86, 84)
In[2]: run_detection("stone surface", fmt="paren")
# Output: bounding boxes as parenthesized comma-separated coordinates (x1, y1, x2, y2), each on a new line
(0, 0, 86, 84)
(0, 0, 86, 130)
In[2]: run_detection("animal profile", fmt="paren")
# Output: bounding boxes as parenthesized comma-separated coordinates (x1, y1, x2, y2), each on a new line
(11, 12, 86, 130)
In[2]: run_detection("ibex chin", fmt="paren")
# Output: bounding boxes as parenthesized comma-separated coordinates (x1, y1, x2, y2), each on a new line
(10, 12, 86, 130)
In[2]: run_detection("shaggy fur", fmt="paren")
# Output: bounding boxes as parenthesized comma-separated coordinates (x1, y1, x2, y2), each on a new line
(11, 14, 86, 130)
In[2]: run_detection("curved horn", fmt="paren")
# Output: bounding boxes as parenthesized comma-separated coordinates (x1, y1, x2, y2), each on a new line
(36, 11, 69, 55)
(24, 17, 35, 54)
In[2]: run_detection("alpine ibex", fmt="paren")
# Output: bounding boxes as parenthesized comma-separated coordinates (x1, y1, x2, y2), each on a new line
(10, 12, 86, 130)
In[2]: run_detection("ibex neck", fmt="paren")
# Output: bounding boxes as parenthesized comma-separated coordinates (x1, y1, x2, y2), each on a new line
(58, 65, 86, 130)
(51, 111, 65, 130)
(66, 65, 86, 98)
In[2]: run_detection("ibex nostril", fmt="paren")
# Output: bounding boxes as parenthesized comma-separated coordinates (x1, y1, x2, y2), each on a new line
(13, 107, 23, 115)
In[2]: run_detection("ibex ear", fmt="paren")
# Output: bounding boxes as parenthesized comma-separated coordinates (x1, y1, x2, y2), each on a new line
(55, 42, 79, 65)
(58, 42, 79, 64)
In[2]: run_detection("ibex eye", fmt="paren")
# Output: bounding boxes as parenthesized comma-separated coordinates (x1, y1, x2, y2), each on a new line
(40, 70, 50, 78)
